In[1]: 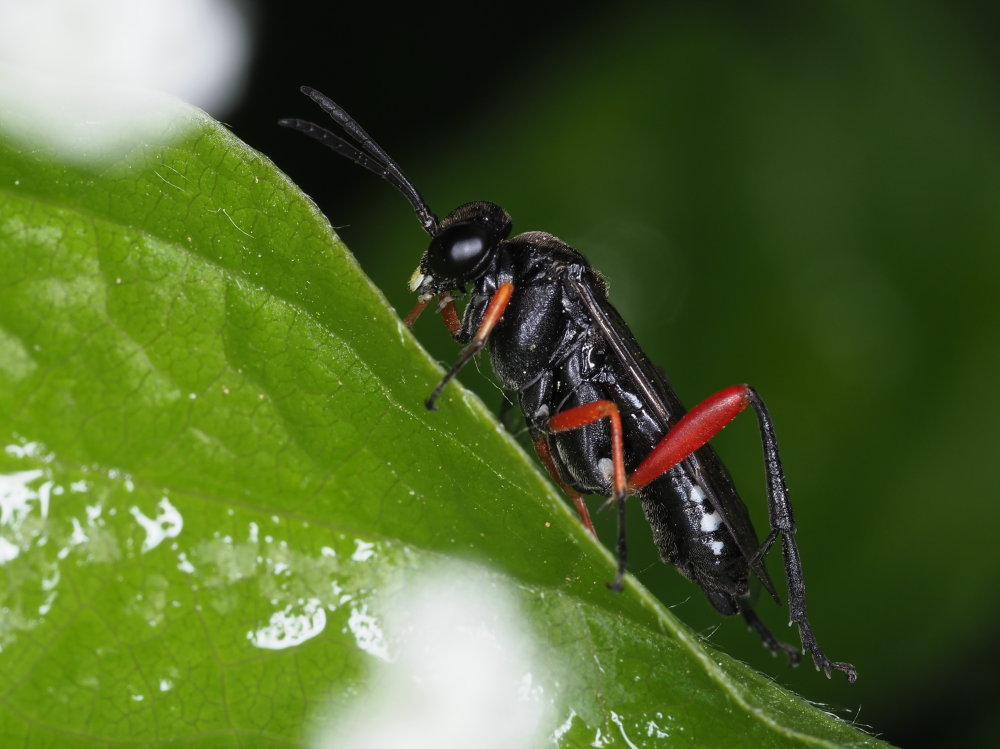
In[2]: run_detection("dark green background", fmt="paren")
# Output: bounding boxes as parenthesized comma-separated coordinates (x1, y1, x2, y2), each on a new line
(249, 2, 999, 746)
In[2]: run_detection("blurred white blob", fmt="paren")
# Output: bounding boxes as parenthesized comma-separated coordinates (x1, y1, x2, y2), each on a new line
(0, 0, 251, 161)
(315, 565, 553, 749)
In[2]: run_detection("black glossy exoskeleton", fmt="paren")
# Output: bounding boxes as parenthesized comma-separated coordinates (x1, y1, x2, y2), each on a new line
(280, 87, 857, 681)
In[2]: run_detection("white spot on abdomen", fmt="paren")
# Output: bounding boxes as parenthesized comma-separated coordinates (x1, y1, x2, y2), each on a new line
(689, 486, 705, 504)
(598, 457, 614, 485)
(700, 511, 722, 533)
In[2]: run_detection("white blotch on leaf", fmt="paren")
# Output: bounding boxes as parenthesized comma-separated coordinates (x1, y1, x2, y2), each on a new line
(351, 539, 376, 562)
(129, 498, 182, 552)
(347, 603, 389, 662)
(247, 597, 326, 650)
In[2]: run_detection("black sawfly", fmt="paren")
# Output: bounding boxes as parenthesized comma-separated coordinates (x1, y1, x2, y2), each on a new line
(280, 86, 857, 681)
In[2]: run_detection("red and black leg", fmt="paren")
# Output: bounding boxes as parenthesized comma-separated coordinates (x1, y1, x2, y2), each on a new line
(547, 386, 750, 591)
(532, 434, 597, 538)
(544, 387, 763, 592)
(408, 283, 604, 539)
(738, 600, 802, 666)
(404, 291, 463, 333)
(420, 282, 514, 410)
(548, 400, 629, 590)
(628, 384, 857, 681)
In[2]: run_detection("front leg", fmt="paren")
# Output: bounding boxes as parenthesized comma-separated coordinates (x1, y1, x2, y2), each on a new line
(425, 282, 514, 410)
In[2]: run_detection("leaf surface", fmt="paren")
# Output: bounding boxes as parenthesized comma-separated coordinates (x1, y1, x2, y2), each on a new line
(0, 77, 884, 747)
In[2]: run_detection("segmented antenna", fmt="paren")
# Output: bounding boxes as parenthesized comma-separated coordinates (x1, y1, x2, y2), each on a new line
(279, 86, 439, 236)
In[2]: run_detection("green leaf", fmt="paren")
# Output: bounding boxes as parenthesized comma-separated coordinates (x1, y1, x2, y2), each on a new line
(0, 72, 885, 747)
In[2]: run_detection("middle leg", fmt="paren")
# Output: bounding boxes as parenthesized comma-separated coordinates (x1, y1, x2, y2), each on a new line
(548, 400, 629, 590)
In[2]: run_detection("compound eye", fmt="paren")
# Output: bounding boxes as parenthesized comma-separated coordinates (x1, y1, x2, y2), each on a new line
(427, 222, 492, 280)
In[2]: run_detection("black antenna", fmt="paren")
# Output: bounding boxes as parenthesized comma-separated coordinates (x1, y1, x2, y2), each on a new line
(279, 86, 439, 236)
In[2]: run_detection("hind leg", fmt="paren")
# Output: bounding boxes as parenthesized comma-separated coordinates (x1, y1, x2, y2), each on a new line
(738, 600, 801, 666)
